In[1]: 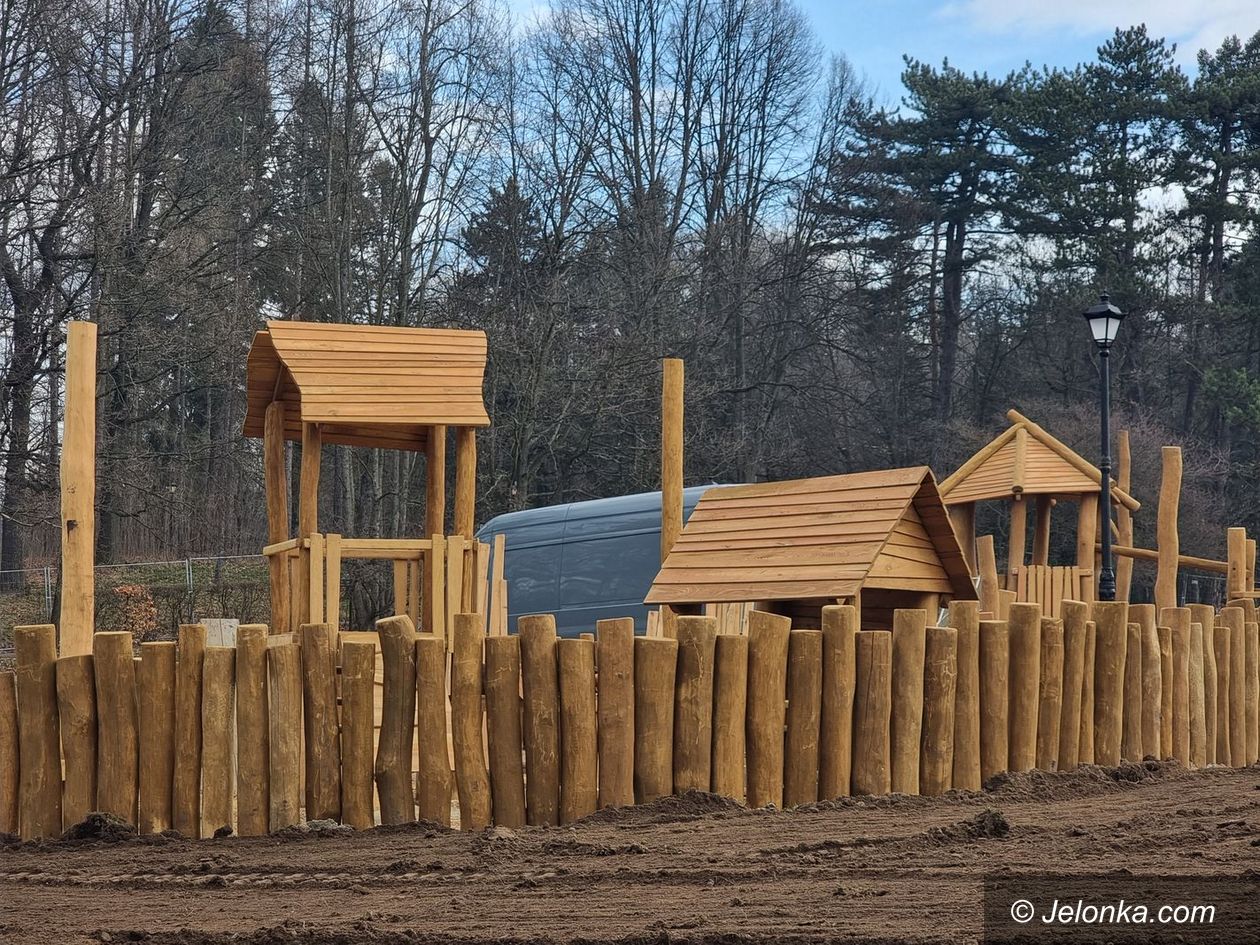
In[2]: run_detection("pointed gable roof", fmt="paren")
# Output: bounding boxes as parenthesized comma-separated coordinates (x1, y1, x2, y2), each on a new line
(939, 409, 1140, 511)
(645, 466, 976, 605)
(242, 320, 490, 451)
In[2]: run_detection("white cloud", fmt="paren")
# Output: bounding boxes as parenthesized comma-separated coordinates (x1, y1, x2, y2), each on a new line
(942, 1, 1259, 59)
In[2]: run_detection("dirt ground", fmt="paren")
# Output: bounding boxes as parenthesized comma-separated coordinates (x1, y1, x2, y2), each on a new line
(1, 761, 1257, 944)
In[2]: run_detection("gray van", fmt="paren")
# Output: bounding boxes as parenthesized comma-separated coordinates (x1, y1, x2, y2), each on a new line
(476, 485, 717, 637)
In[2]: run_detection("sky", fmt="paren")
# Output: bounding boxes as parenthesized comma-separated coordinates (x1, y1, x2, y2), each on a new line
(796, 0, 1260, 104)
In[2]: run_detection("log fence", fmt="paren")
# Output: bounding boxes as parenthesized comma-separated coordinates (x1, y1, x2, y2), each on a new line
(3, 597, 1259, 840)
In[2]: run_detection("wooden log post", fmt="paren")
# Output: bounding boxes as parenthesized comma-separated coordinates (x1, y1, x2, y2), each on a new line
(56, 654, 97, 828)
(852, 631, 892, 795)
(784, 629, 823, 807)
(1076, 496, 1099, 602)
(977, 536, 1001, 616)
(1032, 496, 1053, 566)
(596, 618, 635, 809)
(1247, 621, 1259, 765)
(234, 625, 269, 837)
(1058, 601, 1088, 771)
(920, 625, 958, 796)
(425, 426, 447, 538)
(949, 502, 977, 574)
(1227, 528, 1248, 600)
(59, 321, 96, 657)
(14, 626, 60, 838)
(948, 602, 981, 791)
(1121, 621, 1143, 762)
(172, 623, 206, 838)
(485, 634, 526, 827)
(95, 631, 139, 825)
(673, 616, 718, 793)
(820, 605, 858, 799)
(1035, 618, 1064, 771)
(979, 620, 1010, 781)
(661, 358, 684, 563)
(711, 633, 749, 802)
(1129, 605, 1160, 758)
(519, 614, 561, 824)
(1161, 607, 1191, 765)
(200, 646, 235, 836)
(1222, 607, 1247, 765)
(558, 637, 598, 823)
(634, 635, 678, 803)
(453, 427, 478, 539)
(376, 615, 417, 823)
(1192, 602, 1217, 766)
(1079, 620, 1097, 765)
(746, 610, 791, 807)
(340, 639, 376, 830)
(451, 614, 493, 830)
(298, 422, 322, 625)
(1092, 602, 1129, 767)
(267, 642, 302, 830)
(1188, 620, 1207, 769)
(890, 609, 927, 794)
(1008, 498, 1028, 575)
(1213, 614, 1233, 766)
(1115, 431, 1134, 602)
(264, 402, 290, 636)
(415, 634, 452, 825)
(301, 623, 342, 821)
(1159, 624, 1173, 757)
(137, 680, 183, 875)
(1155, 447, 1182, 614)
(1006, 603, 1041, 773)
(0, 671, 17, 834)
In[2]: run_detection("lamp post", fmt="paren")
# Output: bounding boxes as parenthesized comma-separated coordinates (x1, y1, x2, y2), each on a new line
(1083, 293, 1126, 602)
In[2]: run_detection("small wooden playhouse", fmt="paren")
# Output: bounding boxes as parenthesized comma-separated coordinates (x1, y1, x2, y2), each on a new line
(242, 320, 501, 640)
(645, 466, 976, 629)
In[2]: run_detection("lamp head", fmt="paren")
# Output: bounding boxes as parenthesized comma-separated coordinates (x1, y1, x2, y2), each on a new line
(1083, 293, 1125, 349)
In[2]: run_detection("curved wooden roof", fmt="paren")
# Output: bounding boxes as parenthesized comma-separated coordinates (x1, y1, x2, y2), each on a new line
(939, 409, 1140, 511)
(243, 321, 490, 451)
(645, 466, 976, 605)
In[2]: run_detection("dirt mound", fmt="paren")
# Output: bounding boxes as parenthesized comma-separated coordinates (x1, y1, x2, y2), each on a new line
(982, 759, 1179, 800)
(578, 790, 746, 826)
(924, 808, 1009, 842)
(62, 812, 138, 843)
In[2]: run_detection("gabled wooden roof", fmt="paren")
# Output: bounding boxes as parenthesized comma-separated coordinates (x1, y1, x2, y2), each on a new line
(645, 466, 976, 605)
(939, 409, 1140, 511)
(242, 321, 490, 451)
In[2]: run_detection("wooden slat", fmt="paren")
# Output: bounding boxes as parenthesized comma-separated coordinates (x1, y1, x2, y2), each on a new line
(325, 533, 342, 630)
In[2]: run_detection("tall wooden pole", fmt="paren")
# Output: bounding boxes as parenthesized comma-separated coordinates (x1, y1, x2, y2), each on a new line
(1008, 498, 1027, 576)
(426, 425, 447, 537)
(1032, 496, 1053, 566)
(1155, 447, 1182, 613)
(298, 421, 322, 625)
(453, 427, 477, 537)
(661, 358, 684, 563)
(264, 402, 290, 635)
(60, 321, 97, 657)
(1115, 431, 1134, 602)
(1076, 495, 1098, 602)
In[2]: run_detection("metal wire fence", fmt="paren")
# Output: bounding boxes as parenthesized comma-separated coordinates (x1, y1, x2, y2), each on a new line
(0, 555, 271, 656)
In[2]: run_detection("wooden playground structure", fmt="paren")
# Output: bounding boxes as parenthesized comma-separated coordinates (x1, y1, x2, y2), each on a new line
(0, 322, 1258, 841)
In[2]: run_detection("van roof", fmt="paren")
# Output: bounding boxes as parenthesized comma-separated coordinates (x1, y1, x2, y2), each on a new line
(478, 484, 720, 535)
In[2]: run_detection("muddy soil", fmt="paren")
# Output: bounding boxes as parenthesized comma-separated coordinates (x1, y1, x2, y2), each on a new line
(1, 761, 1257, 944)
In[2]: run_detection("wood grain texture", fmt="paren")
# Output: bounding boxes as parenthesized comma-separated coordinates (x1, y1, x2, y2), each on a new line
(596, 619, 635, 809)
(59, 321, 96, 657)
(56, 654, 97, 828)
(14, 626, 60, 838)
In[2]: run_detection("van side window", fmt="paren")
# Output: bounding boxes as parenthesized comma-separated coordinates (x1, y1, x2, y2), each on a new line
(506, 544, 561, 614)
(560, 532, 659, 607)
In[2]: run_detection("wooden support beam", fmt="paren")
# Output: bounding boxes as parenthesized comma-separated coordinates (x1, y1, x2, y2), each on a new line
(453, 426, 477, 538)
(426, 424, 447, 537)
(1155, 446, 1182, 613)
(59, 321, 97, 657)
(1008, 498, 1027, 575)
(1097, 543, 1230, 575)
(1115, 431, 1134, 601)
(264, 402, 290, 635)
(661, 357, 684, 563)
(1076, 495, 1098, 602)
(949, 502, 977, 574)
(1032, 496, 1053, 566)
(1227, 528, 1248, 599)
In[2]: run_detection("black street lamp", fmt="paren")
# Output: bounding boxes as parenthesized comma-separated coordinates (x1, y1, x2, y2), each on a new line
(1083, 293, 1127, 602)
